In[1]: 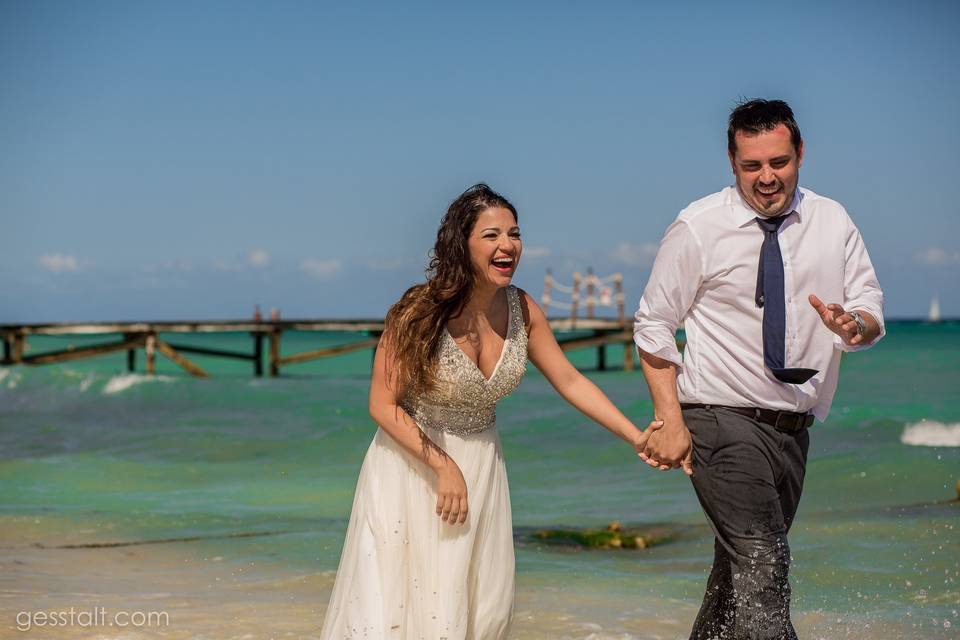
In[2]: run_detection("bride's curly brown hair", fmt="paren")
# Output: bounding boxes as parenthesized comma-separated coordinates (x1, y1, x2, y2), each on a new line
(383, 183, 518, 397)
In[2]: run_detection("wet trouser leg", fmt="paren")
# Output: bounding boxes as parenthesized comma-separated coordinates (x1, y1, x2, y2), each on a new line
(684, 406, 810, 640)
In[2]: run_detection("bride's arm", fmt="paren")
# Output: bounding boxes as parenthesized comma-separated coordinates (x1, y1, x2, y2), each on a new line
(368, 338, 468, 524)
(520, 290, 659, 451)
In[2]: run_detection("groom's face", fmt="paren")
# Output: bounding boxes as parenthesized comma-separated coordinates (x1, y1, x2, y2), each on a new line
(729, 123, 803, 218)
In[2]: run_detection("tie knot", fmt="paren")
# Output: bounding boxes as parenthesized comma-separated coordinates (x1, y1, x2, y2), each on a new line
(756, 215, 789, 234)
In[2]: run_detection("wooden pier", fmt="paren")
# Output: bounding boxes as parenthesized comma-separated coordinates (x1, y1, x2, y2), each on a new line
(0, 317, 641, 378)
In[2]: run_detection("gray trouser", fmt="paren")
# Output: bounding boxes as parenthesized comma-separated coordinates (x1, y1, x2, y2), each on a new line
(684, 405, 810, 640)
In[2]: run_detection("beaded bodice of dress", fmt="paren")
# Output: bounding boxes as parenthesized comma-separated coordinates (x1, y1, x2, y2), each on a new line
(400, 285, 528, 436)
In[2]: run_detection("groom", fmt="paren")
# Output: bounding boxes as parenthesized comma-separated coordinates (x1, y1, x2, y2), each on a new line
(633, 99, 884, 639)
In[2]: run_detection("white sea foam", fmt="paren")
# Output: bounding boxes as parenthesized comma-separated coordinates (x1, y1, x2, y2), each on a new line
(78, 375, 95, 392)
(900, 420, 960, 447)
(102, 373, 174, 395)
(62, 368, 97, 392)
(0, 368, 21, 389)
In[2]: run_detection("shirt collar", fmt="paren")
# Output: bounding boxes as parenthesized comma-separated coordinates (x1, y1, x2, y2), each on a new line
(729, 186, 803, 228)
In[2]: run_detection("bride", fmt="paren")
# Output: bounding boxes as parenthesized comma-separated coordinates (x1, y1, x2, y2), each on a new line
(320, 184, 660, 639)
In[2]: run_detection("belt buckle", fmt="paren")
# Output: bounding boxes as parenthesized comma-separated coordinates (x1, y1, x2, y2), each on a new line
(773, 411, 801, 432)
(772, 411, 784, 431)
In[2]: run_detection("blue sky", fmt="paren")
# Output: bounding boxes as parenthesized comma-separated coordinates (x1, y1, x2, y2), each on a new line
(2, 0, 959, 322)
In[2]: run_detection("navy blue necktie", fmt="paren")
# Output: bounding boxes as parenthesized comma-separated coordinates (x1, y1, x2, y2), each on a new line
(755, 215, 818, 384)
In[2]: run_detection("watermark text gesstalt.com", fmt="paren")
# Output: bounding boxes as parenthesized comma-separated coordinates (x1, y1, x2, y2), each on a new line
(15, 607, 170, 632)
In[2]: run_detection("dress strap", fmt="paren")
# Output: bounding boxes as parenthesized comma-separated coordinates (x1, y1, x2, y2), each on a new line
(506, 285, 524, 340)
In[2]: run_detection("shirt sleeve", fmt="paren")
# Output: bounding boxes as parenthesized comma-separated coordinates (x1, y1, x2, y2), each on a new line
(835, 216, 885, 352)
(633, 219, 704, 367)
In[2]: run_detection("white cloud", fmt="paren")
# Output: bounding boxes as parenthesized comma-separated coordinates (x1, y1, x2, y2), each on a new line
(612, 242, 659, 267)
(522, 246, 551, 259)
(213, 249, 271, 271)
(301, 258, 343, 280)
(247, 248, 270, 268)
(915, 247, 960, 266)
(38, 254, 79, 273)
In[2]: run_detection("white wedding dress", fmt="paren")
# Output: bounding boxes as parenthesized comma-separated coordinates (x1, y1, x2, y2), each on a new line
(320, 285, 528, 640)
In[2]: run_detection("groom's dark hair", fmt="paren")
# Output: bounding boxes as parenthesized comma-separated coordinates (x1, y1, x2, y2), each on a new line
(727, 99, 802, 155)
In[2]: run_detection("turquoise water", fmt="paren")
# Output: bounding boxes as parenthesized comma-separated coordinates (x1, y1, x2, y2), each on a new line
(1, 322, 958, 638)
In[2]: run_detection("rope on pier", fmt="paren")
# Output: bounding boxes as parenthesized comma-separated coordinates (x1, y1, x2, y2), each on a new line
(542, 268, 625, 324)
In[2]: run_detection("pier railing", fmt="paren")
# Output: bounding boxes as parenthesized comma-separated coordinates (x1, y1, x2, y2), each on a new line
(1, 317, 641, 377)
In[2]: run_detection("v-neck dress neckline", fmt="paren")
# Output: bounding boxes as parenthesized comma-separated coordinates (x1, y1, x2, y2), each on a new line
(445, 288, 514, 383)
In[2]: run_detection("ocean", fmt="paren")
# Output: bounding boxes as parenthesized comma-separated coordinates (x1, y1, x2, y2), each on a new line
(1, 321, 958, 639)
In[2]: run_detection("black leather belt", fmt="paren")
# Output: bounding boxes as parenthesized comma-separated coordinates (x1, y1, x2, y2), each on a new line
(680, 403, 814, 433)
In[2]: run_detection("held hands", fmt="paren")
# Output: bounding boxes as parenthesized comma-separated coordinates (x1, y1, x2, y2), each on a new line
(435, 459, 468, 525)
(632, 419, 663, 457)
(808, 294, 865, 346)
(638, 416, 694, 476)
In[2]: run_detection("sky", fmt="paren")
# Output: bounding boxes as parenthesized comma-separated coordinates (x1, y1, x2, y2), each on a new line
(2, 0, 959, 322)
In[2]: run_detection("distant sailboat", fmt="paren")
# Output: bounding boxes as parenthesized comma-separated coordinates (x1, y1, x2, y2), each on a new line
(928, 297, 942, 323)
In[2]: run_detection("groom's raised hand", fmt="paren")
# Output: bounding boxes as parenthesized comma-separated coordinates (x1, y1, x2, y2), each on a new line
(808, 294, 879, 346)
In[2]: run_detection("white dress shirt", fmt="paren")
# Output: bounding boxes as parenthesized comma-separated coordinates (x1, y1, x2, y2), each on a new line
(634, 186, 884, 422)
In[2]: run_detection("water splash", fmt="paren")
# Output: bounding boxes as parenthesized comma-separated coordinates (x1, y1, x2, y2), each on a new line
(0, 368, 21, 389)
(901, 421, 960, 447)
(60, 368, 96, 392)
(102, 373, 174, 395)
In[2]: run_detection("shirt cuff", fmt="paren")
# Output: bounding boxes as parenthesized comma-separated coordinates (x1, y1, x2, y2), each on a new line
(833, 306, 885, 352)
(633, 331, 683, 368)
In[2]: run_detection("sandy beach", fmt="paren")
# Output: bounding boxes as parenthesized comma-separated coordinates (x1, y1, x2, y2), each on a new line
(3, 513, 955, 639)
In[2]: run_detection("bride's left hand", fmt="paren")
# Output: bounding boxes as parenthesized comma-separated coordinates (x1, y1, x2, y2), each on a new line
(632, 420, 664, 458)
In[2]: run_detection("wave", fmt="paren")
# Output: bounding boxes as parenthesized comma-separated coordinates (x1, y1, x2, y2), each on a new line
(900, 420, 960, 447)
(0, 368, 21, 389)
(102, 373, 174, 395)
(60, 368, 96, 392)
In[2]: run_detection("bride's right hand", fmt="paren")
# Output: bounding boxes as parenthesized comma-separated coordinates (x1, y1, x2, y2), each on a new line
(435, 460, 468, 525)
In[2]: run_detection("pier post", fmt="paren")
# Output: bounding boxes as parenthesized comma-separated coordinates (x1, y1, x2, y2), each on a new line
(586, 268, 595, 320)
(146, 333, 156, 375)
(596, 333, 606, 371)
(2, 335, 10, 363)
(623, 340, 635, 371)
(571, 272, 581, 328)
(252, 332, 264, 377)
(124, 333, 136, 372)
(615, 274, 624, 324)
(252, 305, 265, 377)
(269, 329, 281, 377)
(269, 309, 281, 377)
(12, 333, 24, 364)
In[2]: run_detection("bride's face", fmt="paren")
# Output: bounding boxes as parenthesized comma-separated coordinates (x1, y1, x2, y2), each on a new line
(467, 207, 522, 289)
